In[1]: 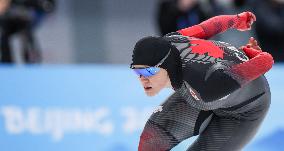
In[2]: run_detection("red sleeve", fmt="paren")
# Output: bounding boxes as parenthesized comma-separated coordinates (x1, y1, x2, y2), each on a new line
(241, 47, 262, 58)
(178, 15, 240, 39)
(230, 47, 274, 85)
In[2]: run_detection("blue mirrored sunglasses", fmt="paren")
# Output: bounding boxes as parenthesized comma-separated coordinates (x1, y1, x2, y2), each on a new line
(131, 48, 171, 77)
(133, 67, 160, 77)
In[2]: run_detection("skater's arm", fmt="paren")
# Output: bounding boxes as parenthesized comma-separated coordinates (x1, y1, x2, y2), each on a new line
(230, 37, 274, 85)
(198, 49, 273, 110)
(230, 47, 274, 86)
(183, 38, 273, 110)
(178, 12, 256, 39)
(192, 55, 272, 110)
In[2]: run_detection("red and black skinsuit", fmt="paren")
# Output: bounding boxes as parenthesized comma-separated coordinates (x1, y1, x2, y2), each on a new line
(139, 12, 274, 151)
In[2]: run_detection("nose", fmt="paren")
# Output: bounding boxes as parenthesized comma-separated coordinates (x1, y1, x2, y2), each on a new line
(139, 75, 149, 81)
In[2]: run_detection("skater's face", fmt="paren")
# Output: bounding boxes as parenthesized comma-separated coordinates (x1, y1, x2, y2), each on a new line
(132, 65, 171, 96)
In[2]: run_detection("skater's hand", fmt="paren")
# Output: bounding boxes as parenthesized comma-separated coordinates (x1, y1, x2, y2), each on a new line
(236, 11, 256, 31)
(240, 37, 262, 51)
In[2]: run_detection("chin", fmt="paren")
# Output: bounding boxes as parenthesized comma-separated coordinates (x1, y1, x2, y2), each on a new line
(146, 93, 157, 97)
(145, 90, 159, 96)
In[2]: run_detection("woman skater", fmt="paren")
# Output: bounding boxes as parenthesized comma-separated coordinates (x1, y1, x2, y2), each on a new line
(130, 11, 274, 151)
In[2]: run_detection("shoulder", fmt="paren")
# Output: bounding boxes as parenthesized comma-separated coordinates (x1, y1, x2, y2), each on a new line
(163, 32, 191, 43)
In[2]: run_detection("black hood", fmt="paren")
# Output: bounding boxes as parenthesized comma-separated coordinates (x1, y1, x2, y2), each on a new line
(131, 36, 183, 90)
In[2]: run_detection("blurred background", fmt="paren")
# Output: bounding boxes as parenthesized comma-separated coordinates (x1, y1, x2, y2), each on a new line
(0, 0, 283, 151)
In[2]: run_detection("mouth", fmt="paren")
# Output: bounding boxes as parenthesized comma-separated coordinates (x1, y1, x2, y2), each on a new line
(144, 86, 153, 91)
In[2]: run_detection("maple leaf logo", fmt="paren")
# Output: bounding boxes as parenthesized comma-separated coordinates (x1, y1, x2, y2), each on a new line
(190, 39, 224, 59)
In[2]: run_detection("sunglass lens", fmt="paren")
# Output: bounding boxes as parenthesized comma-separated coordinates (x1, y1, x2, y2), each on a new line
(133, 67, 160, 77)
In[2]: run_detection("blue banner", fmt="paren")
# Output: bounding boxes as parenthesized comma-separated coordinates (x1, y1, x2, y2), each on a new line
(0, 64, 283, 151)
